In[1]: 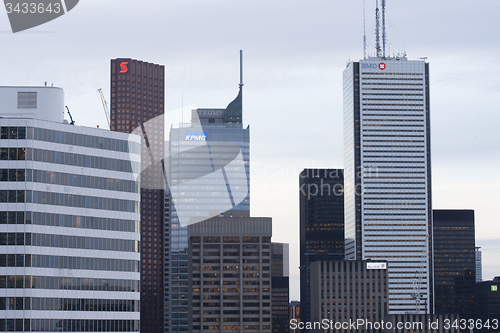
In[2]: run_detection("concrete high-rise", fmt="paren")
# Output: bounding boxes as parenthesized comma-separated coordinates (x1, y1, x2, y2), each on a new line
(309, 260, 388, 333)
(343, 57, 432, 314)
(187, 213, 272, 333)
(110, 58, 165, 333)
(299, 169, 344, 322)
(0, 86, 141, 332)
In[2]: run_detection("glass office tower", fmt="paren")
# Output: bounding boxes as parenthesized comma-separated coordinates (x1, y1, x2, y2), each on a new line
(165, 88, 250, 333)
(343, 57, 433, 314)
(433, 209, 475, 318)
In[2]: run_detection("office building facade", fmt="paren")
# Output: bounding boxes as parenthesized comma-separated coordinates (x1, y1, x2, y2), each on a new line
(110, 58, 165, 333)
(343, 57, 432, 314)
(0, 86, 141, 331)
(299, 169, 344, 322)
(433, 209, 475, 318)
(187, 214, 272, 333)
(309, 260, 388, 333)
(271, 242, 289, 333)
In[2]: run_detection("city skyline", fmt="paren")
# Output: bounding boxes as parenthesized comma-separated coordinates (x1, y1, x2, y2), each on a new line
(1, 0, 500, 300)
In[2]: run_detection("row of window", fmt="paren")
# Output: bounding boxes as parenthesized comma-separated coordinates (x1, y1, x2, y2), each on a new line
(22, 169, 137, 193)
(30, 148, 139, 173)
(0, 319, 139, 332)
(0, 275, 138, 291)
(0, 232, 138, 252)
(0, 211, 138, 233)
(0, 297, 138, 312)
(31, 190, 139, 213)
(2, 126, 140, 154)
(0, 254, 138, 272)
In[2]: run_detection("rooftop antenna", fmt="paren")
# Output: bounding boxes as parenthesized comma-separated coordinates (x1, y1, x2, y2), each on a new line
(375, 0, 381, 57)
(382, 0, 386, 57)
(363, 0, 367, 59)
(239, 50, 244, 89)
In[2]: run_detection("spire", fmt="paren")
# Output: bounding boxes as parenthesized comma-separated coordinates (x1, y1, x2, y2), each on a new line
(225, 50, 243, 124)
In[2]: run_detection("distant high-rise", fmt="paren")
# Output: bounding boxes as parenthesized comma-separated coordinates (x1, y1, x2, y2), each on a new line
(476, 247, 483, 282)
(271, 242, 290, 333)
(299, 169, 344, 323)
(343, 56, 433, 314)
(433, 210, 475, 318)
(110, 58, 165, 333)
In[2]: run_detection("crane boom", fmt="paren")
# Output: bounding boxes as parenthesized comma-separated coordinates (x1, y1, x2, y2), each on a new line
(97, 88, 110, 129)
(65, 106, 75, 125)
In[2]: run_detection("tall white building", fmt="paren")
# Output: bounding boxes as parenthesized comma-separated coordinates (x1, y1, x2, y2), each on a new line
(0, 86, 141, 331)
(343, 57, 433, 314)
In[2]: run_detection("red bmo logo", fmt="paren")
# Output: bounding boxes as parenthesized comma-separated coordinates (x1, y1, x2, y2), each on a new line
(119, 62, 129, 73)
(378, 62, 386, 70)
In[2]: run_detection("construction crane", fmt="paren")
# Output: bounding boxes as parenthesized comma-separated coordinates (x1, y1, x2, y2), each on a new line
(65, 106, 75, 125)
(97, 88, 110, 129)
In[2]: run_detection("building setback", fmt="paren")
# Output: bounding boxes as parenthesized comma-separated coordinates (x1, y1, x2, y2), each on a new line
(310, 260, 388, 333)
(433, 209, 475, 318)
(0, 86, 141, 332)
(299, 168, 344, 323)
(110, 58, 165, 333)
(343, 57, 433, 314)
(271, 242, 289, 333)
(188, 213, 272, 333)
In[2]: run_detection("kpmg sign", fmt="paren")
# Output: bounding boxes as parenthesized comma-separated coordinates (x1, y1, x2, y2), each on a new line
(367, 262, 387, 270)
(185, 132, 207, 141)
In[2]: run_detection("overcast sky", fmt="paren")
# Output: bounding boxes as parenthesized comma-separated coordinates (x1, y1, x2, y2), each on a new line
(1, 0, 499, 300)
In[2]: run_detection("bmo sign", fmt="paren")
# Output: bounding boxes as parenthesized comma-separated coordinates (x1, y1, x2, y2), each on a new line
(361, 62, 386, 70)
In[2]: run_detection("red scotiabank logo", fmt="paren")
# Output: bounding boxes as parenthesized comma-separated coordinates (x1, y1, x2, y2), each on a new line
(378, 62, 386, 70)
(119, 62, 129, 73)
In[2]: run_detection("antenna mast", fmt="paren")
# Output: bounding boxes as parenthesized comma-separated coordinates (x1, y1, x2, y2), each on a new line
(239, 50, 243, 89)
(363, 0, 367, 59)
(382, 0, 386, 58)
(375, 0, 381, 58)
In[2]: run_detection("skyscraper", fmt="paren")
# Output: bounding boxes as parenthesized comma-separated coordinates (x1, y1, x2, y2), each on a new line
(433, 209, 475, 318)
(0, 86, 141, 332)
(110, 58, 165, 333)
(299, 169, 344, 322)
(164, 55, 249, 332)
(343, 56, 432, 314)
